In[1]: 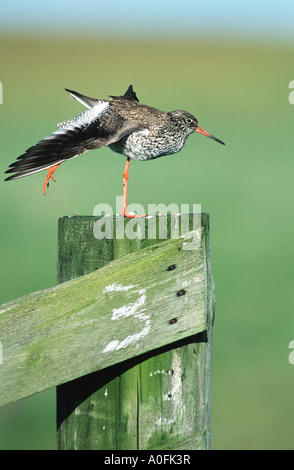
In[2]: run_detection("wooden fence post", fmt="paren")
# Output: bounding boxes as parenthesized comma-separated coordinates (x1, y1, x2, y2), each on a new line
(56, 214, 215, 450)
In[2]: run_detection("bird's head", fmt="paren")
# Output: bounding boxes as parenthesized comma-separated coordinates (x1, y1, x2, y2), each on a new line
(169, 110, 225, 145)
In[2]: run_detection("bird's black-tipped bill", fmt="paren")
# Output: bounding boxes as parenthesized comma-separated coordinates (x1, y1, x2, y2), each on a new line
(196, 126, 225, 145)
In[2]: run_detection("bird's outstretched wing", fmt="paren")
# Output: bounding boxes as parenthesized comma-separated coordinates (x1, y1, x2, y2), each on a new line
(5, 100, 139, 181)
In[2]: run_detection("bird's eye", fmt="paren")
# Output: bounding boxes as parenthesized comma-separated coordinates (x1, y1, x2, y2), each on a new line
(185, 118, 193, 125)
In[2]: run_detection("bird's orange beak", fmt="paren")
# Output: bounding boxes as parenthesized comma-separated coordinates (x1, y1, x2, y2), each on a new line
(196, 126, 225, 145)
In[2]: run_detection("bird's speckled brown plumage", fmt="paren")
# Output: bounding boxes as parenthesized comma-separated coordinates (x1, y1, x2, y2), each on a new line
(5, 85, 224, 182)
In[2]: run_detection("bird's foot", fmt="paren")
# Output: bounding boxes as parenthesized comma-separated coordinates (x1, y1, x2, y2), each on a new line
(120, 209, 146, 219)
(43, 164, 60, 195)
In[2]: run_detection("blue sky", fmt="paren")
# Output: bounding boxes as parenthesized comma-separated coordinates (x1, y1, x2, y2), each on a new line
(1, 0, 294, 42)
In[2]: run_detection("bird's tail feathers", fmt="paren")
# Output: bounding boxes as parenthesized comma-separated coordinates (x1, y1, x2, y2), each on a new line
(65, 88, 101, 109)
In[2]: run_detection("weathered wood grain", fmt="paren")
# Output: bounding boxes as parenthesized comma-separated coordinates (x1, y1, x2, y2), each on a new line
(0, 219, 207, 409)
(56, 214, 214, 450)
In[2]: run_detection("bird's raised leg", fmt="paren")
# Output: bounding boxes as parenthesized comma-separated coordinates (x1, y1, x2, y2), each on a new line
(43, 164, 60, 195)
(120, 157, 146, 218)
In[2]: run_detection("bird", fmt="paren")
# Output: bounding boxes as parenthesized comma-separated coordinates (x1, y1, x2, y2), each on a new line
(5, 84, 225, 218)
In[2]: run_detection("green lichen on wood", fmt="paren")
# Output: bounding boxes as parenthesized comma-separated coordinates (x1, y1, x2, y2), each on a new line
(0, 217, 208, 412)
(56, 214, 214, 450)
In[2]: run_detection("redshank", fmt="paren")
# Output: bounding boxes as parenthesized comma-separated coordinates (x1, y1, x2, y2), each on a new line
(5, 85, 225, 218)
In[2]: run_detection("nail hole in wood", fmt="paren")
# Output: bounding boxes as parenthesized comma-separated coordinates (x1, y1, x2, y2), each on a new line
(167, 264, 176, 271)
(177, 289, 186, 297)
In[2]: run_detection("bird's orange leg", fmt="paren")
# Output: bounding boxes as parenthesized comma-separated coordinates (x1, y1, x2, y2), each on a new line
(43, 164, 60, 195)
(120, 158, 146, 218)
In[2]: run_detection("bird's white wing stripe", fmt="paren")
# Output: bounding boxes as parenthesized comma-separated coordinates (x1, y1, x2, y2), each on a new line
(56, 101, 109, 131)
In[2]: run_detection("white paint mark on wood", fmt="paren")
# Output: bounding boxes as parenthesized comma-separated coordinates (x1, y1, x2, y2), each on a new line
(103, 283, 135, 293)
(115, 318, 150, 350)
(170, 352, 185, 419)
(102, 283, 150, 353)
(156, 417, 175, 426)
(103, 340, 120, 352)
(111, 291, 146, 320)
(149, 369, 173, 377)
(155, 352, 185, 427)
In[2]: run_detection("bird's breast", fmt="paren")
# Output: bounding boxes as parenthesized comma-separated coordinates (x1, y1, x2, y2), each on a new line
(109, 128, 186, 161)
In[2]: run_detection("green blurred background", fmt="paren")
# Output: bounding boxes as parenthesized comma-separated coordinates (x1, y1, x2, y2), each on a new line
(1, 0, 294, 450)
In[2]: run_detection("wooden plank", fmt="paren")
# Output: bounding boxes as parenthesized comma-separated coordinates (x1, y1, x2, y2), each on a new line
(137, 338, 209, 450)
(56, 214, 214, 450)
(0, 224, 206, 408)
